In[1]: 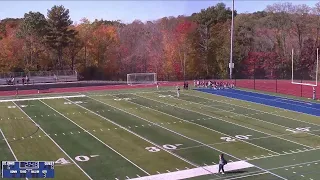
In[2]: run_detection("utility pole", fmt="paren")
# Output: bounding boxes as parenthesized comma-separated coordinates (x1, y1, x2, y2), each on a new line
(229, 0, 235, 79)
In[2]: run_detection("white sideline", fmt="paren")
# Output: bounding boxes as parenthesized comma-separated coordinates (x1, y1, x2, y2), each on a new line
(129, 161, 254, 180)
(0, 95, 85, 102)
(0, 129, 28, 180)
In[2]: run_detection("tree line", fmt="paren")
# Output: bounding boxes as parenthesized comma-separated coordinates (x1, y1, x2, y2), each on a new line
(0, 2, 319, 81)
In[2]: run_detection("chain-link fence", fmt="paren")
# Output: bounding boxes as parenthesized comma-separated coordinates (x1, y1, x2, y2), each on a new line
(0, 70, 78, 85)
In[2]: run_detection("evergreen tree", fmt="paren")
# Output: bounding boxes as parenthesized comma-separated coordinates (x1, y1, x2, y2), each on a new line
(45, 5, 77, 69)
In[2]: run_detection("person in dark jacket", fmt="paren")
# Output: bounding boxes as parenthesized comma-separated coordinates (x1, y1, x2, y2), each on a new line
(218, 153, 227, 174)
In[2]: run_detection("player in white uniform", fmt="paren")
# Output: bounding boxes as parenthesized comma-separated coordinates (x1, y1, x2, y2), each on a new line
(176, 86, 180, 97)
(156, 83, 159, 90)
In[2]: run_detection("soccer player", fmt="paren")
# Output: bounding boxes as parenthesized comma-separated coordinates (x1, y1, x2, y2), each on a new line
(176, 86, 180, 97)
(156, 82, 159, 90)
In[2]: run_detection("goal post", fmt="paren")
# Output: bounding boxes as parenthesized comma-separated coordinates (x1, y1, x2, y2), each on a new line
(127, 73, 157, 85)
(291, 48, 319, 99)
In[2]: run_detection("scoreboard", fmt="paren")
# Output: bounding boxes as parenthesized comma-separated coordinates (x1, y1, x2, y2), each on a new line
(1, 161, 54, 178)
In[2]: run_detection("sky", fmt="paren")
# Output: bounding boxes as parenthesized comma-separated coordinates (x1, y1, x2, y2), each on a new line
(0, 1, 318, 24)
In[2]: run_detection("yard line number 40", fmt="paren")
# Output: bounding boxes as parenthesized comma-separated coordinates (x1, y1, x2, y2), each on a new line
(55, 155, 99, 165)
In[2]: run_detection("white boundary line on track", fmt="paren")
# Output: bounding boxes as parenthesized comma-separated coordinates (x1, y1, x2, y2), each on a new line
(87, 95, 287, 180)
(169, 92, 320, 140)
(106, 94, 280, 155)
(135, 93, 313, 149)
(12, 101, 93, 180)
(0, 95, 85, 102)
(0, 129, 28, 180)
(62, 98, 215, 177)
(39, 99, 150, 176)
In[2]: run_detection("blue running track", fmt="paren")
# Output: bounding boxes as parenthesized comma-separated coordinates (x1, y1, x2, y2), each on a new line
(195, 88, 320, 117)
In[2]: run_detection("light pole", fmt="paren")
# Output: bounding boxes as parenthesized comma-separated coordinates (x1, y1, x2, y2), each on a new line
(229, 0, 235, 79)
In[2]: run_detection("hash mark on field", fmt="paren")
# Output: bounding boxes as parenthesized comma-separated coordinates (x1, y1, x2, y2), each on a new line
(54, 134, 57, 136)
(100, 129, 103, 131)
(166, 170, 171, 172)
(156, 171, 160, 174)
(70, 132, 73, 134)
(176, 168, 180, 171)
(62, 133, 65, 135)
(136, 175, 140, 177)
(185, 167, 189, 169)
(30, 136, 33, 138)
(38, 135, 41, 137)
(126, 176, 129, 179)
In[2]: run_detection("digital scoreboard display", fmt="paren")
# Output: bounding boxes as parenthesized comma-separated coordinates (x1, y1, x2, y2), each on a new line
(1, 161, 54, 178)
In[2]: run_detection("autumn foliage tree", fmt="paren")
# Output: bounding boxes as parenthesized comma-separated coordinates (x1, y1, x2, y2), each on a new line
(0, 2, 319, 81)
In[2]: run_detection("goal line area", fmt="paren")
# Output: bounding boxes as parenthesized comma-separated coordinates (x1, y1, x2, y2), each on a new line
(127, 73, 157, 85)
(0, 95, 85, 103)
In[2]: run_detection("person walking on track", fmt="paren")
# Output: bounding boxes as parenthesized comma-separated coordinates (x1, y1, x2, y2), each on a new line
(218, 154, 227, 174)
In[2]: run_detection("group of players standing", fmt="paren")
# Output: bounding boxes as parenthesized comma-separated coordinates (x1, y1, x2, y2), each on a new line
(194, 80, 235, 90)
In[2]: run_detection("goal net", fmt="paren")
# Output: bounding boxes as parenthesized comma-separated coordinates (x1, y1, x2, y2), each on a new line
(127, 73, 157, 85)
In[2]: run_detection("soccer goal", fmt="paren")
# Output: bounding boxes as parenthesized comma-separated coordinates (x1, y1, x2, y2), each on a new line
(291, 48, 319, 99)
(127, 73, 157, 85)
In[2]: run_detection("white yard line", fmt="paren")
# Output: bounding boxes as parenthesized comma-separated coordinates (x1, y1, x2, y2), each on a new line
(40, 100, 150, 175)
(129, 161, 254, 180)
(225, 90, 320, 111)
(88, 96, 287, 180)
(63, 98, 212, 176)
(107, 94, 280, 155)
(40, 99, 150, 176)
(169, 92, 320, 140)
(136, 94, 313, 149)
(0, 129, 18, 161)
(208, 90, 320, 118)
(0, 129, 28, 180)
(12, 101, 93, 180)
(187, 91, 320, 128)
(90, 90, 172, 97)
(0, 95, 85, 102)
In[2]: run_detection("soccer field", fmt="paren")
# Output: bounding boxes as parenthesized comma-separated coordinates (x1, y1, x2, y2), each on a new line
(1, 87, 320, 180)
